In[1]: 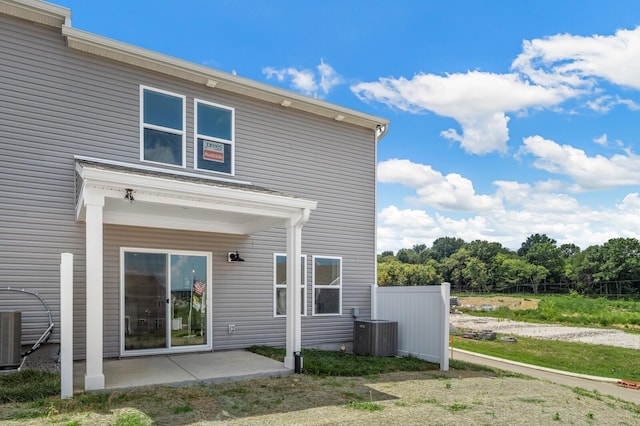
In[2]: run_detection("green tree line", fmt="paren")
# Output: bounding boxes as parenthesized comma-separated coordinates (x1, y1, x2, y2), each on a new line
(377, 234, 640, 297)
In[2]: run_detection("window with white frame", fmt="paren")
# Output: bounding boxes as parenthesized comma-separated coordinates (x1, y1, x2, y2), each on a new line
(140, 86, 185, 167)
(274, 254, 306, 317)
(195, 99, 234, 174)
(312, 256, 341, 315)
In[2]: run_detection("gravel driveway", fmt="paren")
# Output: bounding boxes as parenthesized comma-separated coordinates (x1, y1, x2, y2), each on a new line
(450, 313, 640, 349)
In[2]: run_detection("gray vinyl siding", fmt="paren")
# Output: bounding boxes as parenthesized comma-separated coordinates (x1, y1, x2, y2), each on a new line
(0, 13, 376, 358)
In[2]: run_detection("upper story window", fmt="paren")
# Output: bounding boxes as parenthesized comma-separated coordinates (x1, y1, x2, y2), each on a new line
(140, 86, 186, 167)
(195, 99, 234, 175)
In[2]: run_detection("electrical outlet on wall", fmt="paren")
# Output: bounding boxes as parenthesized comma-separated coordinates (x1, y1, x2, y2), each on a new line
(228, 324, 235, 334)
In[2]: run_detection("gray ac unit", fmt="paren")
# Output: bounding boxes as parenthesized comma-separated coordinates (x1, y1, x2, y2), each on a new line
(353, 319, 397, 356)
(0, 311, 22, 368)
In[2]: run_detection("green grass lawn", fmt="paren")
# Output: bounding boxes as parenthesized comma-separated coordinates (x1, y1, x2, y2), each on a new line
(250, 346, 440, 376)
(452, 333, 640, 381)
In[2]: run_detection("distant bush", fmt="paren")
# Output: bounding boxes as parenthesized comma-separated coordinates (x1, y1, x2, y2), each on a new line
(539, 300, 560, 322)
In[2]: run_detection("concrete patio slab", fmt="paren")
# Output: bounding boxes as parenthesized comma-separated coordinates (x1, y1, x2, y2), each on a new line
(73, 350, 292, 392)
(169, 350, 290, 383)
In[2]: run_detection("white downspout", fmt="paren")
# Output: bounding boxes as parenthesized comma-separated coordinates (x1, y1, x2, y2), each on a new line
(372, 125, 383, 320)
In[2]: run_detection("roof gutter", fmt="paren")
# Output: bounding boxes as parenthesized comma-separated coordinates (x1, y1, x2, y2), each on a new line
(60, 24, 390, 136)
(0, 0, 70, 27)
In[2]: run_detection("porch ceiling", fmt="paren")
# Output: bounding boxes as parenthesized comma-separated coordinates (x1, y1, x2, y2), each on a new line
(75, 158, 317, 235)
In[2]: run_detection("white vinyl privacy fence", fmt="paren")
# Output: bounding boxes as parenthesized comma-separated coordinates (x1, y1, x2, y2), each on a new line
(373, 283, 450, 370)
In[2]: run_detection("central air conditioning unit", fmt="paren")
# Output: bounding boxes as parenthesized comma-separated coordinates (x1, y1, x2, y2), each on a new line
(353, 319, 398, 357)
(0, 311, 22, 369)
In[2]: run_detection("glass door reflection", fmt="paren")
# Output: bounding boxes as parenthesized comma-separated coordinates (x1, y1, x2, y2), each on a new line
(124, 252, 167, 351)
(170, 254, 207, 347)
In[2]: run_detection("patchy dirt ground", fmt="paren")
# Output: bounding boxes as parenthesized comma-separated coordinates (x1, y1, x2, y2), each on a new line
(450, 313, 640, 349)
(2, 371, 639, 425)
(458, 296, 540, 310)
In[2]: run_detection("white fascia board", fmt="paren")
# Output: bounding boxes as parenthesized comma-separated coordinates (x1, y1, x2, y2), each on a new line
(0, 0, 70, 27)
(79, 182, 298, 233)
(82, 179, 306, 220)
(79, 166, 317, 213)
(61, 25, 389, 137)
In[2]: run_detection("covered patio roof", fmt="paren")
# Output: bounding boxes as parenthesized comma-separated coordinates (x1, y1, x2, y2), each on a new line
(73, 157, 315, 391)
(75, 157, 317, 235)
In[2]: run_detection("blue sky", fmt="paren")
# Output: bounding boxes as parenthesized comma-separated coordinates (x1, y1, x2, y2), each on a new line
(56, 0, 640, 252)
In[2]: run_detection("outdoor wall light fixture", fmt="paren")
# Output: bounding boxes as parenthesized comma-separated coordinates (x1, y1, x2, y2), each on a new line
(228, 251, 245, 262)
(124, 188, 135, 204)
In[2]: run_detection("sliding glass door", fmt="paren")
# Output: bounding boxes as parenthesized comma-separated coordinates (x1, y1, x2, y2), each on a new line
(122, 249, 211, 355)
(169, 254, 207, 348)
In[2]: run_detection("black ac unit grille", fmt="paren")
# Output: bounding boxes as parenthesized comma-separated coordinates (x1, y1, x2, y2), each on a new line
(353, 320, 397, 356)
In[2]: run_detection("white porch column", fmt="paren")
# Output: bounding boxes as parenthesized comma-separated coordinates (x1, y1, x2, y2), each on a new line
(284, 210, 308, 369)
(84, 192, 105, 390)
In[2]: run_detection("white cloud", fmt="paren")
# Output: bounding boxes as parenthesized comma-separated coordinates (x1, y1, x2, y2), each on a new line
(263, 60, 342, 98)
(378, 159, 501, 211)
(317, 59, 343, 94)
(353, 26, 640, 156)
(377, 205, 441, 252)
(521, 135, 640, 189)
(587, 96, 614, 113)
(352, 71, 574, 154)
(377, 159, 640, 253)
(618, 98, 640, 110)
(377, 194, 640, 253)
(263, 66, 317, 96)
(377, 205, 495, 252)
(587, 95, 640, 113)
(439, 113, 511, 155)
(616, 194, 640, 232)
(593, 133, 608, 146)
(512, 26, 640, 90)
(494, 180, 580, 213)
